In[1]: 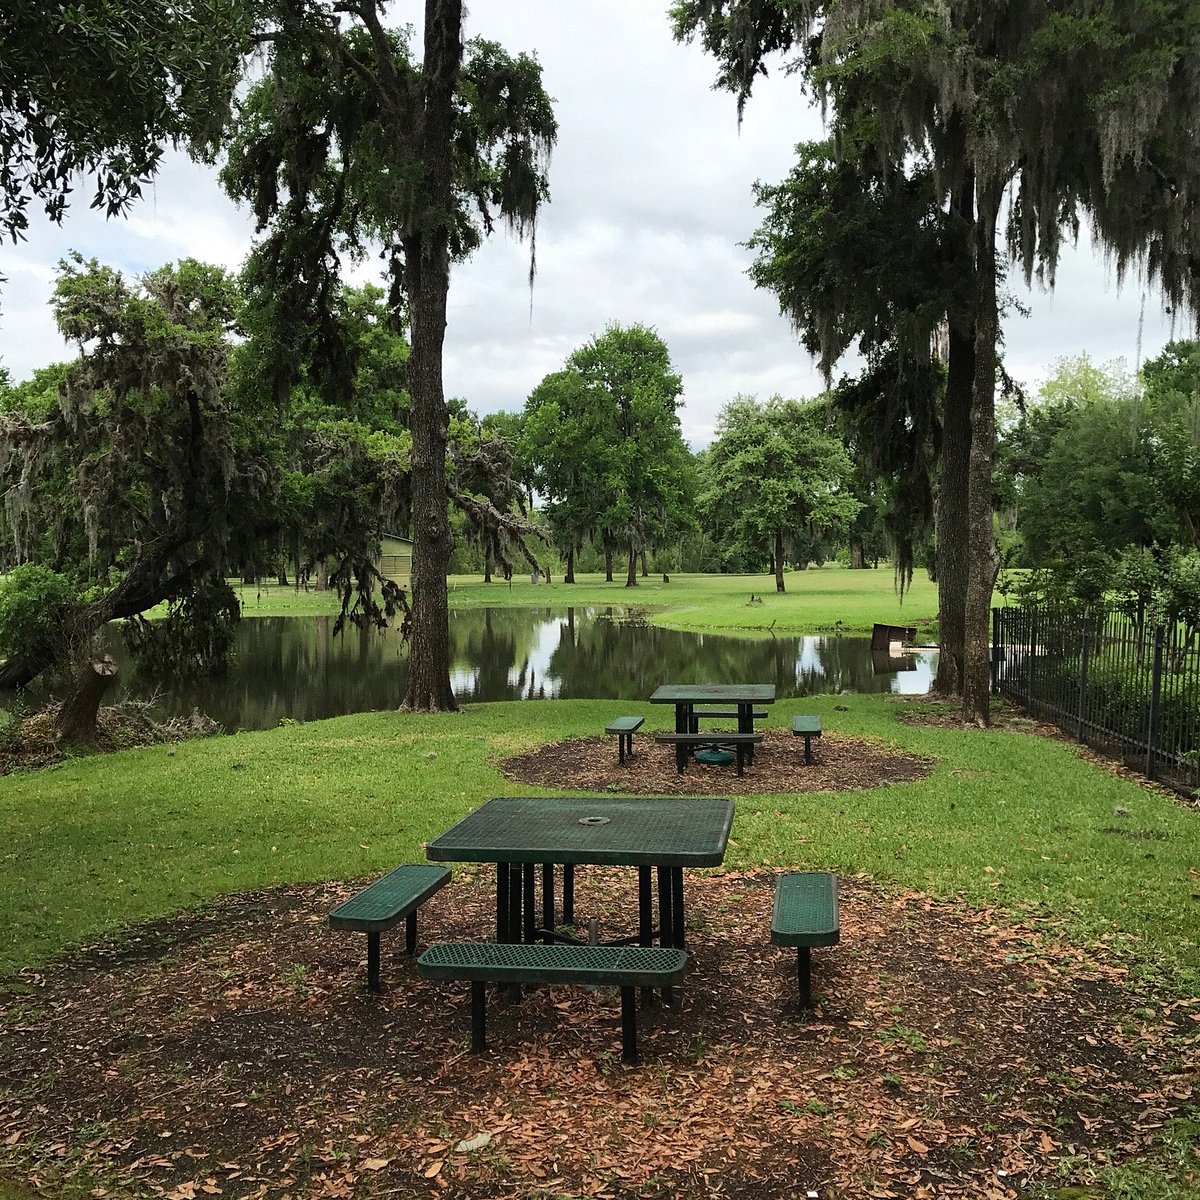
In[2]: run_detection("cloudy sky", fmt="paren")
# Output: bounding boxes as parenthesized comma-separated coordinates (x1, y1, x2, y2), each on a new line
(0, 1, 1183, 447)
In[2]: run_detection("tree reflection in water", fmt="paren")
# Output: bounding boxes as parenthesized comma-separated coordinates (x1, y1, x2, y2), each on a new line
(64, 607, 935, 731)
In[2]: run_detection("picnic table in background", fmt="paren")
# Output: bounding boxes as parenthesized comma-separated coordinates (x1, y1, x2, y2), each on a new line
(650, 682, 776, 770)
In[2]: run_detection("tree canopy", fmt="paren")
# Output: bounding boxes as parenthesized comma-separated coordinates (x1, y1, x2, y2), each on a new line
(0, 0, 247, 242)
(675, 0, 1200, 724)
(0, 254, 276, 713)
(702, 394, 859, 592)
(523, 324, 694, 586)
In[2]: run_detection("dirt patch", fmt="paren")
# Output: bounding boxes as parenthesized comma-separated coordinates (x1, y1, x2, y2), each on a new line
(0, 704, 218, 775)
(502, 728, 933, 796)
(1, 874, 1194, 1200)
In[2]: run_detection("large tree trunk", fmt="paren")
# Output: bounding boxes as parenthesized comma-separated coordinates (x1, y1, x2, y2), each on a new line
(402, 0, 462, 712)
(564, 546, 576, 583)
(935, 329, 974, 696)
(849, 539, 864, 569)
(625, 538, 638, 587)
(962, 184, 1002, 726)
(935, 178, 976, 698)
(774, 528, 786, 593)
(604, 544, 613, 582)
(640, 548, 648, 578)
(56, 655, 118, 746)
(315, 559, 329, 592)
(483, 544, 493, 583)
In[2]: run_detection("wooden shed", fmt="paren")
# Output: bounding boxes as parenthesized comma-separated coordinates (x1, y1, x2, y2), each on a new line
(378, 533, 413, 588)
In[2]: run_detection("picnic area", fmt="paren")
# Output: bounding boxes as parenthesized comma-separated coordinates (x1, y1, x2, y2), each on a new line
(1, 693, 1196, 1199)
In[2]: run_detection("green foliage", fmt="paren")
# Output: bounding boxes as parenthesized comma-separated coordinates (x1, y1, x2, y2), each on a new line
(749, 140, 951, 377)
(0, 0, 248, 240)
(999, 347, 1200, 582)
(524, 325, 695, 577)
(221, 14, 556, 407)
(0, 565, 72, 660)
(123, 577, 241, 679)
(0, 254, 280, 688)
(702, 394, 859, 583)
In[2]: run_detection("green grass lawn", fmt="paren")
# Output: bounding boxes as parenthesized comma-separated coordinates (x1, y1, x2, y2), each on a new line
(230, 567, 948, 635)
(1, 695, 1194, 988)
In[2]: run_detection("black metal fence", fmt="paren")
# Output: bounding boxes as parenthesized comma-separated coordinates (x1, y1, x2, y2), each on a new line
(992, 605, 1199, 797)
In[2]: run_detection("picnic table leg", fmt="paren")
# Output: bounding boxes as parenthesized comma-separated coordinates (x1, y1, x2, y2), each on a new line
(522, 863, 536, 943)
(367, 931, 381, 992)
(404, 911, 417, 954)
(541, 863, 555, 938)
(797, 947, 812, 1007)
(657, 865, 675, 1006)
(638, 866, 653, 943)
(675, 702, 691, 771)
(507, 863, 522, 945)
(738, 702, 754, 763)
(495, 864, 509, 941)
(621, 986, 639, 1064)
(638, 865, 655, 1006)
(562, 864, 575, 925)
(671, 867, 686, 950)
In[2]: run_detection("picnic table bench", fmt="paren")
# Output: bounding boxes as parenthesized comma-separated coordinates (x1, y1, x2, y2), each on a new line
(329, 864, 450, 991)
(771, 871, 839, 1006)
(605, 714, 644, 764)
(690, 707, 768, 726)
(791, 714, 822, 764)
(655, 730, 762, 776)
(418, 942, 688, 1063)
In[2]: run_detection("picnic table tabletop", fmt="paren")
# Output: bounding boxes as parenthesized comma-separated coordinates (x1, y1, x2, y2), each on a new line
(649, 683, 777, 704)
(426, 795, 734, 867)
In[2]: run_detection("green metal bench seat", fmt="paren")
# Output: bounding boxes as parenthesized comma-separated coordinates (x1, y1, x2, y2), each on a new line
(418, 941, 688, 1064)
(655, 730, 762, 776)
(771, 871, 839, 1006)
(790, 714, 823, 764)
(329, 864, 451, 991)
(605, 714, 645, 764)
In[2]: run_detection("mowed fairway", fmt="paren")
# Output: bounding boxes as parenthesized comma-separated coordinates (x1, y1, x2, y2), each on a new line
(231, 567, 946, 635)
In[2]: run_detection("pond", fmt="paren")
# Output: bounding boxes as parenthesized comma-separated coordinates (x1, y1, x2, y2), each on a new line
(37, 606, 938, 732)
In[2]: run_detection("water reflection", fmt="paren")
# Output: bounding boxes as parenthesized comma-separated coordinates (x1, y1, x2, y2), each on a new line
(42, 606, 935, 731)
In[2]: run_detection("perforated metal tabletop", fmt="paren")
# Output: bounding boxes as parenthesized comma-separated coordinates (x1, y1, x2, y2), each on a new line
(426, 796, 734, 867)
(650, 684, 776, 704)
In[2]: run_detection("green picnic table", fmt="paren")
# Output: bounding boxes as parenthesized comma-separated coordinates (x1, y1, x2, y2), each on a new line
(650, 683, 777, 770)
(425, 795, 734, 951)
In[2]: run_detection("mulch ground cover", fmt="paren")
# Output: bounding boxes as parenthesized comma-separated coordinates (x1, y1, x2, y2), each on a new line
(501, 729, 932, 796)
(0, 705, 218, 776)
(2, 871, 1195, 1200)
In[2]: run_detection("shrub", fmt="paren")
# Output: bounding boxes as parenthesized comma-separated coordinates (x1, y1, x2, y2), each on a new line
(0, 565, 74, 660)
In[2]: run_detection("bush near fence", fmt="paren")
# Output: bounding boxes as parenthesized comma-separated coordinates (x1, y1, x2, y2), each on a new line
(993, 605, 1199, 796)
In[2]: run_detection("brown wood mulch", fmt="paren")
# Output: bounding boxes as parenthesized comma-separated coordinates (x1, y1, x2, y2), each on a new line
(1, 872, 1195, 1200)
(0, 705, 219, 776)
(501, 729, 932, 796)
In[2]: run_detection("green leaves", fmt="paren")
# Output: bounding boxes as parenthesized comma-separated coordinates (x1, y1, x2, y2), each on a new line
(0, 0, 249, 241)
(524, 325, 693, 569)
(704, 394, 860, 568)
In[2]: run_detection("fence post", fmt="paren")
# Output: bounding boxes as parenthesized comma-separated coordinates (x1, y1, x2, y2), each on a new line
(1027, 607, 1039, 715)
(1077, 615, 1091, 743)
(991, 607, 1001, 693)
(1145, 624, 1165, 780)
